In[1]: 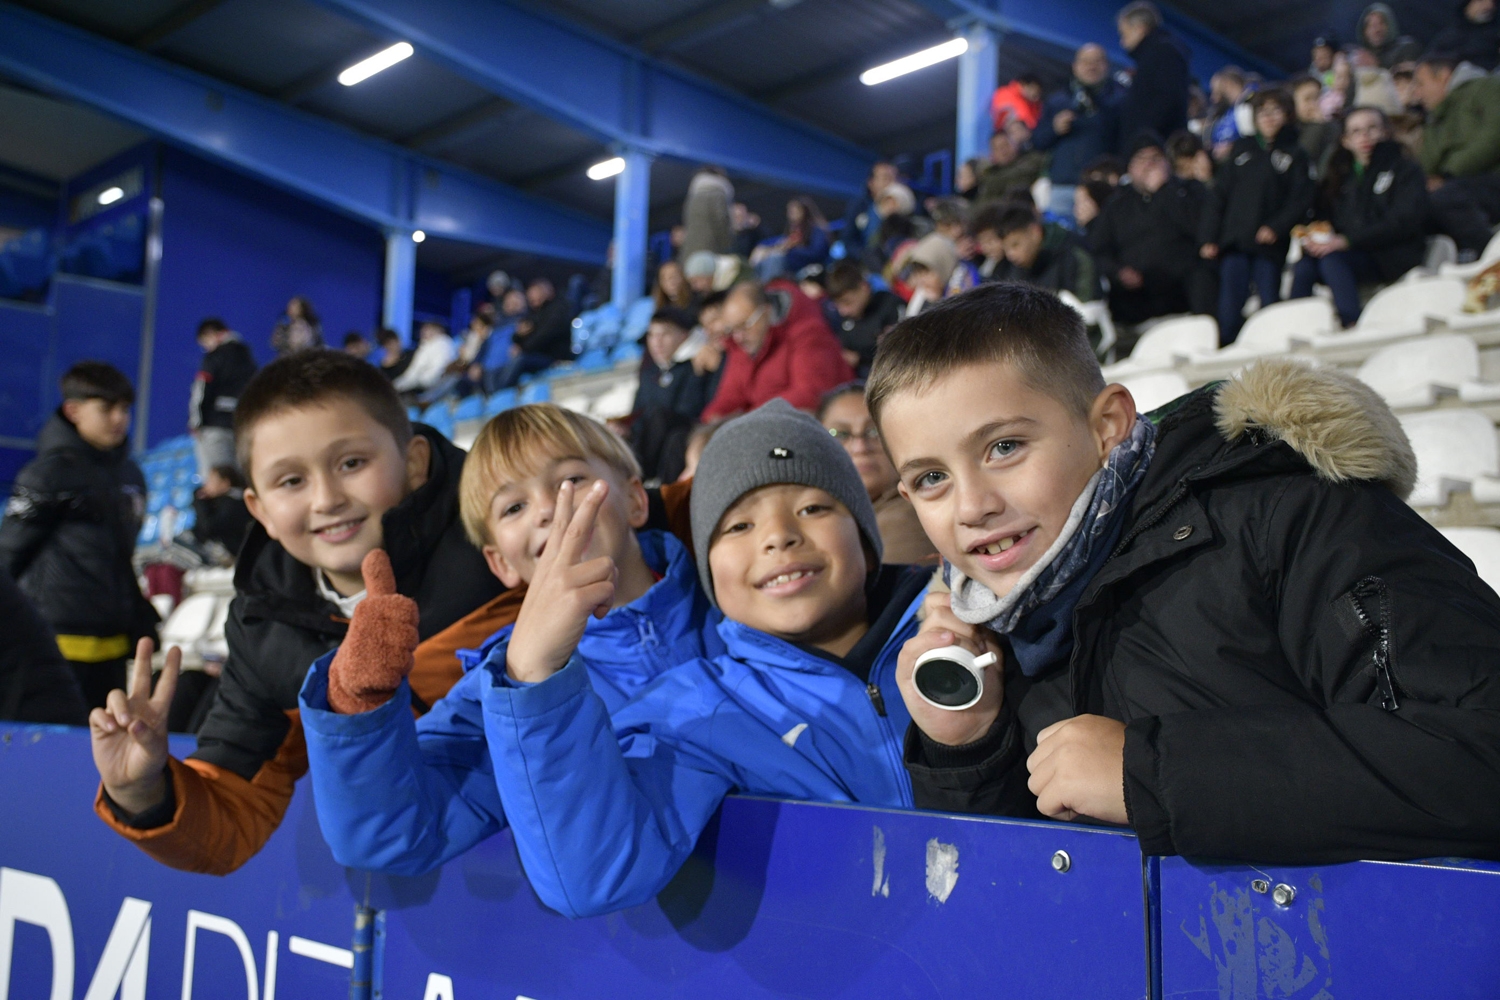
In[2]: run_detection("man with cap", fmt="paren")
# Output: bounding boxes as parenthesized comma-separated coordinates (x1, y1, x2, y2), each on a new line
(1087, 132, 1216, 325)
(480, 398, 932, 918)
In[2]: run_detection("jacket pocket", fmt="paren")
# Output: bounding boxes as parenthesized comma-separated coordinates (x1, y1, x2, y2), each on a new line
(1332, 576, 1401, 711)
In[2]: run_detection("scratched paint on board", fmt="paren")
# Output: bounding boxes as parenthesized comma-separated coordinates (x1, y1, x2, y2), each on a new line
(925, 838, 960, 903)
(1177, 878, 1332, 1000)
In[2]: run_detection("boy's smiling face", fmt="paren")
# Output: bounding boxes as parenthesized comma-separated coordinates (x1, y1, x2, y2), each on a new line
(482, 456, 647, 589)
(243, 399, 429, 596)
(708, 484, 872, 656)
(879, 362, 1133, 598)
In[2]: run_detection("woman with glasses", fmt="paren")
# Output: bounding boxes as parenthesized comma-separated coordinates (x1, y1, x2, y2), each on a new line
(817, 382, 938, 566)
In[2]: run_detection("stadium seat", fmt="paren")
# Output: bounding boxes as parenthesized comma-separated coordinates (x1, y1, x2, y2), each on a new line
(520, 380, 551, 405)
(484, 388, 518, 416)
(1058, 292, 1118, 361)
(1115, 371, 1190, 413)
(621, 297, 657, 342)
(408, 405, 421, 422)
(420, 400, 450, 424)
(1357, 334, 1480, 409)
(1398, 409, 1500, 507)
(1438, 527, 1500, 596)
(452, 394, 485, 422)
(1440, 230, 1500, 280)
(610, 341, 644, 366)
(1103, 316, 1218, 377)
(576, 348, 612, 372)
(1217, 298, 1337, 359)
(1312, 278, 1466, 348)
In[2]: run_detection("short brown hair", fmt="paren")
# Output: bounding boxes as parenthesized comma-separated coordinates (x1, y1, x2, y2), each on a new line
(459, 403, 641, 546)
(825, 260, 868, 300)
(233, 349, 412, 481)
(866, 283, 1105, 423)
(61, 361, 134, 406)
(1251, 87, 1295, 121)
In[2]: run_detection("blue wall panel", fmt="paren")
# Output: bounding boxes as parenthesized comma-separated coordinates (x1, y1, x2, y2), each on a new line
(50, 276, 143, 408)
(0, 300, 53, 443)
(150, 147, 384, 446)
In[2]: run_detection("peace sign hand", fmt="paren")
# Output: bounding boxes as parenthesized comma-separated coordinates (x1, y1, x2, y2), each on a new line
(505, 479, 617, 684)
(91, 637, 180, 816)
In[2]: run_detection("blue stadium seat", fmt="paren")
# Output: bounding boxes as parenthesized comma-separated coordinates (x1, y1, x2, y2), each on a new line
(610, 342, 644, 366)
(419, 401, 450, 425)
(452, 394, 485, 422)
(137, 515, 159, 548)
(519, 380, 551, 405)
(621, 297, 656, 342)
(407, 406, 421, 422)
(576, 348, 611, 372)
(484, 388, 517, 416)
(424, 407, 454, 438)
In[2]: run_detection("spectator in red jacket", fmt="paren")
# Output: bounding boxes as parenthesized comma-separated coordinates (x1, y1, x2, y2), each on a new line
(701, 280, 853, 421)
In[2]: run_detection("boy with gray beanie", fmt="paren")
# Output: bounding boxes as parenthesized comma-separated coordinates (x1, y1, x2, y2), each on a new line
(482, 398, 932, 918)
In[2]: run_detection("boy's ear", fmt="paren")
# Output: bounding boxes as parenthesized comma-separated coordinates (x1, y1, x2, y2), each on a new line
(624, 476, 650, 530)
(242, 489, 279, 541)
(404, 434, 432, 494)
(59, 399, 81, 425)
(481, 544, 524, 589)
(1090, 384, 1138, 463)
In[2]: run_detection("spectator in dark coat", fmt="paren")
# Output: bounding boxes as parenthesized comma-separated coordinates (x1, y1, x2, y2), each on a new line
(1034, 44, 1123, 216)
(985, 204, 1102, 302)
(1088, 135, 1216, 324)
(628, 308, 718, 483)
(1433, 0, 1500, 73)
(1116, 2, 1190, 154)
(976, 130, 1048, 204)
(1290, 107, 1431, 327)
(1417, 54, 1500, 250)
(189, 465, 253, 557)
(190, 318, 257, 478)
(0, 363, 157, 711)
(375, 328, 412, 383)
(1200, 89, 1316, 344)
(1355, 3, 1424, 71)
(840, 162, 899, 259)
(490, 278, 576, 390)
(825, 261, 904, 375)
(0, 565, 87, 725)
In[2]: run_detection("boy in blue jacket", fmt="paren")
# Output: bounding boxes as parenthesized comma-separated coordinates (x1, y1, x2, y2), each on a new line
(297, 404, 722, 874)
(481, 398, 929, 918)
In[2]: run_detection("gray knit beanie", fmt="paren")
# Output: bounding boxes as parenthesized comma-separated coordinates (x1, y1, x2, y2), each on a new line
(690, 398, 883, 604)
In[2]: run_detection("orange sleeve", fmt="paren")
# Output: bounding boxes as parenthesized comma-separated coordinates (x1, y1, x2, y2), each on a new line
(407, 588, 527, 707)
(658, 478, 695, 555)
(94, 711, 307, 876)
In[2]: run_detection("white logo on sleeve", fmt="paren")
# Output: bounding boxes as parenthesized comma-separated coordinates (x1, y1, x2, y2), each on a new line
(1374, 170, 1394, 195)
(781, 723, 809, 748)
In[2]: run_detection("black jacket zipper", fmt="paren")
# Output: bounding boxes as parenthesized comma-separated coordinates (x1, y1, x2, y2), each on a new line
(1350, 577, 1400, 711)
(866, 683, 887, 716)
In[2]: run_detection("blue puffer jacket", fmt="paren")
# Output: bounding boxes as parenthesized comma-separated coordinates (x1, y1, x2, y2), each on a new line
(481, 568, 927, 919)
(298, 530, 722, 875)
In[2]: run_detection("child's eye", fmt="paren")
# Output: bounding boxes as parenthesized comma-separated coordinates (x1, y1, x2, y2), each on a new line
(913, 470, 946, 491)
(340, 456, 367, 472)
(799, 503, 831, 516)
(501, 501, 524, 517)
(722, 521, 750, 535)
(988, 440, 1021, 460)
(277, 475, 303, 490)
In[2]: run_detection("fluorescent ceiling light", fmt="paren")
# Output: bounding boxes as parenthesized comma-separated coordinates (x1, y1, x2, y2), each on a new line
(411, 230, 426, 243)
(859, 38, 968, 85)
(97, 186, 125, 206)
(587, 157, 626, 181)
(338, 41, 415, 86)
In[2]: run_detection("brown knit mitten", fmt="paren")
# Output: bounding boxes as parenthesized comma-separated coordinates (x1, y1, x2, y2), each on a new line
(327, 549, 420, 714)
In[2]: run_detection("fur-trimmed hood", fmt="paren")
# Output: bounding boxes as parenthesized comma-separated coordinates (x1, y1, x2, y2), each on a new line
(1212, 359, 1417, 501)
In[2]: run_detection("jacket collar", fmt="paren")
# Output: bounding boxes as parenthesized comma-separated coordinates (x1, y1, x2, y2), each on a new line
(36, 411, 127, 466)
(233, 424, 466, 632)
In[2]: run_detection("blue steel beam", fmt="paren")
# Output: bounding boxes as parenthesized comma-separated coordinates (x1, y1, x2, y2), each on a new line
(956, 23, 1000, 164)
(307, 0, 875, 197)
(913, 0, 1281, 84)
(0, 2, 609, 263)
(611, 149, 652, 311)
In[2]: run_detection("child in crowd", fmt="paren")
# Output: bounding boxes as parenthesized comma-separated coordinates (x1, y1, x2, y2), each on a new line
(297, 404, 722, 874)
(438, 399, 930, 917)
(188, 464, 253, 558)
(629, 308, 718, 484)
(868, 282, 1500, 864)
(825, 260, 903, 375)
(1200, 88, 1315, 345)
(1291, 74, 1338, 178)
(191, 317, 257, 478)
(0, 362, 157, 711)
(983, 204, 1101, 302)
(88, 350, 505, 874)
(1290, 106, 1430, 327)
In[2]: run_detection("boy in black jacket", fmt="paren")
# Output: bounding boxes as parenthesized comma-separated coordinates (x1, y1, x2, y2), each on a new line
(88, 350, 506, 874)
(1200, 88, 1315, 344)
(191, 318, 257, 477)
(1289, 107, 1431, 327)
(0, 362, 157, 711)
(870, 282, 1500, 864)
(629, 308, 718, 483)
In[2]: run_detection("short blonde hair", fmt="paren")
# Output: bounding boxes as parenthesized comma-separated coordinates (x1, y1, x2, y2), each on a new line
(459, 403, 642, 546)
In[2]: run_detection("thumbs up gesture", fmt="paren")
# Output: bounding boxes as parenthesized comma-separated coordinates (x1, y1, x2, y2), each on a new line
(327, 549, 420, 714)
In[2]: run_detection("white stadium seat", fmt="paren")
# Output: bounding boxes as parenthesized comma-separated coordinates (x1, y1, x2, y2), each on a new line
(1357, 334, 1480, 409)
(1439, 230, 1500, 280)
(1115, 370, 1190, 414)
(1438, 527, 1500, 596)
(1219, 297, 1336, 358)
(1103, 315, 1218, 377)
(1398, 409, 1500, 507)
(1313, 278, 1466, 348)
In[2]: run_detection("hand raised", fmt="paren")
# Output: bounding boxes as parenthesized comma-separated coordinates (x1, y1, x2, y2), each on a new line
(506, 479, 618, 684)
(91, 638, 180, 815)
(327, 548, 420, 714)
(1026, 714, 1128, 825)
(895, 593, 1004, 748)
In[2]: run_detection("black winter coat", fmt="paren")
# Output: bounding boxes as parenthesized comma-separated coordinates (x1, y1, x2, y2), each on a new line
(1118, 28, 1189, 153)
(0, 565, 87, 725)
(836, 290, 904, 373)
(1088, 177, 1207, 283)
(907, 362, 1500, 864)
(518, 297, 577, 362)
(1032, 79, 1123, 186)
(633, 356, 716, 424)
(0, 413, 156, 641)
(192, 338, 257, 431)
(1321, 141, 1431, 282)
(190, 426, 504, 780)
(1200, 131, 1316, 262)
